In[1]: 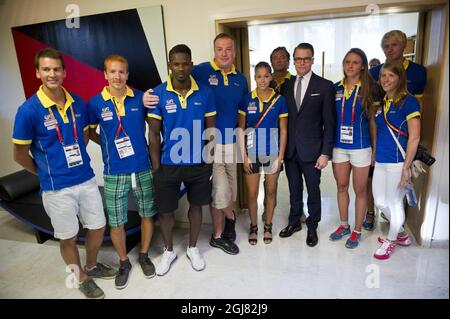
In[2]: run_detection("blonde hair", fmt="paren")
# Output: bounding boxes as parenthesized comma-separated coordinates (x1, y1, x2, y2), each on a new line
(103, 54, 129, 72)
(381, 30, 407, 49)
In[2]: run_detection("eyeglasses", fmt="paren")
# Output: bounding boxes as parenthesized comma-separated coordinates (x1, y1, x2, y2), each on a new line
(294, 57, 313, 63)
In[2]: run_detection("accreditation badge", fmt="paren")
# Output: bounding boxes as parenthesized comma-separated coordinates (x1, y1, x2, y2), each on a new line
(114, 136, 135, 159)
(340, 125, 354, 144)
(63, 143, 84, 168)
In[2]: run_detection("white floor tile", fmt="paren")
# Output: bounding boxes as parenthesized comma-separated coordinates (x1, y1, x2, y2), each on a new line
(0, 166, 448, 299)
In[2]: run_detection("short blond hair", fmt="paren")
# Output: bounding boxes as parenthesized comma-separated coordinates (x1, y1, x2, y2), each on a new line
(381, 30, 407, 49)
(103, 54, 129, 72)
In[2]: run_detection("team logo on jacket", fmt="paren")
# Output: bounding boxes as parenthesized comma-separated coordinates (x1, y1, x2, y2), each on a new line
(208, 74, 219, 86)
(247, 102, 257, 114)
(101, 107, 113, 121)
(165, 99, 177, 113)
(43, 114, 56, 130)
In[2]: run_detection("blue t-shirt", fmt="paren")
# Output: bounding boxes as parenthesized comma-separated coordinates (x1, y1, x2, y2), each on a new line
(88, 86, 150, 175)
(375, 95, 421, 163)
(191, 60, 248, 144)
(370, 59, 427, 97)
(12, 86, 94, 191)
(148, 76, 216, 165)
(334, 80, 373, 150)
(238, 89, 288, 156)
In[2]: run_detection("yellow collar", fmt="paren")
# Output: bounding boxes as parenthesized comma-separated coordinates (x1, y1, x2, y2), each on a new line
(167, 75, 199, 93)
(101, 86, 134, 101)
(339, 79, 361, 99)
(252, 88, 275, 101)
(37, 86, 75, 123)
(210, 59, 236, 75)
(166, 75, 199, 109)
(403, 58, 410, 70)
(383, 95, 394, 114)
(252, 88, 276, 112)
(37, 85, 74, 109)
(275, 72, 292, 89)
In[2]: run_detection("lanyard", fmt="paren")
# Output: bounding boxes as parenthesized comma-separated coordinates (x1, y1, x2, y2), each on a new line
(110, 97, 128, 138)
(48, 104, 78, 145)
(383, 98, 409, 138)
(340, 85, 359, 125)
(254, 94, 281, 129)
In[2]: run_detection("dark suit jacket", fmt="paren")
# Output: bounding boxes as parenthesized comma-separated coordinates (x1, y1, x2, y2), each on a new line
(281, 72, 336, 162)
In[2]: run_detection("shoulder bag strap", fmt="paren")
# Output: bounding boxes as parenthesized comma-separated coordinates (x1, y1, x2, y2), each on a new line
(254, 93, 281, 129)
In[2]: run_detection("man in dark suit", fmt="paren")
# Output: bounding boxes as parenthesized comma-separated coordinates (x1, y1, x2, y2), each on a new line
(279, 43, 336, 247)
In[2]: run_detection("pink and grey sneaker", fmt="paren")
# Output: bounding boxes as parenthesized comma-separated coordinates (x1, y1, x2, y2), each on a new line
(378, 233, 412, 246)
(374, 240, 396, 260)
(395, 233, 412, 246)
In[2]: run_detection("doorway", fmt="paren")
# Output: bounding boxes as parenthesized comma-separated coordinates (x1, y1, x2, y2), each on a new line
(216, 1, 448, 246)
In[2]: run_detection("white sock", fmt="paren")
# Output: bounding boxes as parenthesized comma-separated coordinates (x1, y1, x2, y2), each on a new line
(340, 221, 349, 227)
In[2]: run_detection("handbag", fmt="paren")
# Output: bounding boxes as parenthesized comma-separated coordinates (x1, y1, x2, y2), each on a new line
(386, 125, 426, 178)
(382, 100, 436, 167)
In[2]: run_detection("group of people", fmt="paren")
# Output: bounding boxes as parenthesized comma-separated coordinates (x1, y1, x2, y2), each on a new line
(11, 29, 426, 299)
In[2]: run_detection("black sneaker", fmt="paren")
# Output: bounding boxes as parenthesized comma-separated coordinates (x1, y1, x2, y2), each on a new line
(223, 211, 237, 242)
(115, 259, 132, 289)
(209, 234, 239, 255)
(85, 262, 117, 280)
(79, 278, 105, 299)
(138, 253, 156, 279)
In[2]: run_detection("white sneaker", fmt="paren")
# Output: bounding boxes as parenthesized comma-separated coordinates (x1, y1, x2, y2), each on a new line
(186, 246, 205, 271)
(156, 249, 177, 276)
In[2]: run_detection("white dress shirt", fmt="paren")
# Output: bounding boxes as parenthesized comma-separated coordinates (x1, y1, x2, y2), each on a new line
(294, 70, 313, 106)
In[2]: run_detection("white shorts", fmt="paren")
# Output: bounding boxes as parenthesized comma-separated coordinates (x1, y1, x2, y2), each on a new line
(332, 147, 372, 167)
(42, 177, 106, 240)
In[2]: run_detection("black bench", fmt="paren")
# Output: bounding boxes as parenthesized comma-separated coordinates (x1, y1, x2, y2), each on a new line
(0, 170, 142, 252)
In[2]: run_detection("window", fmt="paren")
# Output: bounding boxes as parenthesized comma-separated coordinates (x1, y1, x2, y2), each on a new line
(248, 12, 419, 89)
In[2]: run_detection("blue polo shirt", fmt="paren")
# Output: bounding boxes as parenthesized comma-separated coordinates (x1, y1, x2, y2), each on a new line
(334, 80, 375, 150)
(191, 60, 248, 144)
(88, 86, 150, 175)
(12, 86, 94, 191)
(370, 59, 427, 97)
(375, 95, 421, 163)
(238, 89, 288, 156)
(148, 76, 216, 165)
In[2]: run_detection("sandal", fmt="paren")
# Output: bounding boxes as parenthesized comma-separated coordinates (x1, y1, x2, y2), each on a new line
(263, 224, 273, 244)
(248, 224, 258, 245)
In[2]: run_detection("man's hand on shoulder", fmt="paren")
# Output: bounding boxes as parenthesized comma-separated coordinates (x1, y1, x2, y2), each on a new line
(143, 89, 159, 108)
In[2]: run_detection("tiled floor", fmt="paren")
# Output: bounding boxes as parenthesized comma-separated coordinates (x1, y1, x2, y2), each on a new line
(0, 166, 448, 299)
